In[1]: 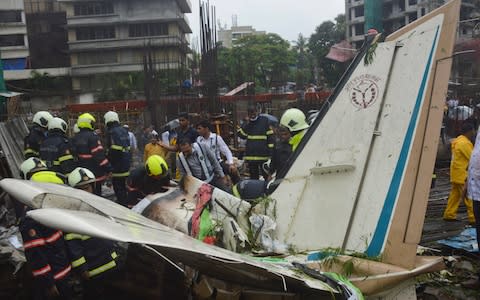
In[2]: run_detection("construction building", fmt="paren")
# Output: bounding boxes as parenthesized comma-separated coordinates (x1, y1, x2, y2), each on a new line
(346, 0, 480, 49)
(57, 0, 192, 95)
(218, 17, 266, 48)
(0, 0, 29, 70)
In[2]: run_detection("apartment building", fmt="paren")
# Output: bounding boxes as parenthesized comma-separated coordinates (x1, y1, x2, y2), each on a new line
(346, 0, 479, 48)
(0, 0, 29, 70)
(218, 25, 266, 48)
(58, 0, 192, 91)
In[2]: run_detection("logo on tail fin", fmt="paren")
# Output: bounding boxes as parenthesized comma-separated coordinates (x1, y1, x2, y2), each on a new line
(347, 74, 381, 109)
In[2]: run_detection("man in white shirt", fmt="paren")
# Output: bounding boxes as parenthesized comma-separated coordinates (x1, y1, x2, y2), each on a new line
(196, 120, 239, 183)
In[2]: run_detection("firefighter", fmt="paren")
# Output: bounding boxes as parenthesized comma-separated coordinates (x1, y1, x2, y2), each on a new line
(20, 157, 48, 180)
(72, 113, 111, 196)
(19, 171, 72, 299)
(66, 167, 120, 299)
(104, 111, 131, 206)
(24, 111, 53, 159)
(127, 154, 171, 206)
(238, 106, 274, 179)
(279, 108, 310, 152)
(39, 117, 76, 176)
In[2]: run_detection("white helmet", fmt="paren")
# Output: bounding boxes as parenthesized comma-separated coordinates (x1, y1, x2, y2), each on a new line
(104, 111, 119, 125)
(32, 111, 53, 128)
(20, 157, 47, 179)
(73, 123, 80, 134)
(68, 167, 96, 188)
(280, 108, 309, 132)
(48, 117, 68, 133)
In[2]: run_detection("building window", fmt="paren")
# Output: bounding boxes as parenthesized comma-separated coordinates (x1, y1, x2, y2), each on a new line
(354, 6, 364, 17)
(77, 51, 117, 65)
(0, 34, 24, 47)
(421, 8, 426, 16)
(0, 11, 22, 23)
(408, 12, 417, 23)
(408, 0, 417, 5)
(76, 26, 115, 40)
(354, 24, 364, 36)
(74, 2, 114, 16)
(129, 23, 168, 37)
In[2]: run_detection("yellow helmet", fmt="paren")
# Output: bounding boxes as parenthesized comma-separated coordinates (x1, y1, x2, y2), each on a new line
(145, 155, 168, 178)
(68, 167, 96, 188)
(31, 171, 66, 184)
(280, 108, 309, 132)
(20, 157, 47, 180)
(77, 113, 96, 130)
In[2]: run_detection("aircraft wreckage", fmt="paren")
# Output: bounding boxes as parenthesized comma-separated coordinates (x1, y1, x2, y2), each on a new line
(0, 0, 462, 298)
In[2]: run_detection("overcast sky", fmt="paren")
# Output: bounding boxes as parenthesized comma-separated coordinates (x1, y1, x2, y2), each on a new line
(189, 0, 345, 44)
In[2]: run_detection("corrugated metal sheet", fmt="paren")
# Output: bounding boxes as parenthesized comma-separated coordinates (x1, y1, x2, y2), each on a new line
(0, 118, 29, 179)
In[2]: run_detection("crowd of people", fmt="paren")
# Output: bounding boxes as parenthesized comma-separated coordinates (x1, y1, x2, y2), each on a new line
(16, 105, 312, 298)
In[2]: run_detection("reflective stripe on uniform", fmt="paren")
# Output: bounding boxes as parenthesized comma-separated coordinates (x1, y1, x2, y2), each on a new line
(24, 238, 46, 249)
(111, 251, 118, 259)
(45, 230, 63, 243)
(91, 145, 104, 153)
(59, 154, 74, 162)
(267, 143, 274, 148)
(54, 265, 71, 280)
(72, 256, 87, 268)
(247, 135, 267, 140)
(111, 145, 130, 152)
(244, 156, 270, 161)
(112, 171, 129, 177)
(32, 264, 51, 277)
(266, 130, 274, 135)
(65, 233, 90, 241)
(88, 260, 117, 278)
(24, 149, 39, 156)
(78, 154, 93, 159)
(53, 161, 61, 165)
(232, 184, 240, 198)
(99, 159, 109, 166)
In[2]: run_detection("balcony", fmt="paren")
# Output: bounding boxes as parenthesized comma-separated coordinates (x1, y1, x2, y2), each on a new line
(68, 35, 189, 52)
(71, 61, 183, 76)
(176, 0, 192, 13)
(24, 1, 64, 14)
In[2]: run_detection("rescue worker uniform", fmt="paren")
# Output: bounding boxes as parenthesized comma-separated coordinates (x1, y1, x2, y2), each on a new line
(24, 125, 46, 159)
(443, 134, 475, 223)
(20, 215, 72, 300)
(73, 128, 112, 196)
(270, 138, 292, 175)
(238, 115, 274, 179)
(39, 130, 76, 175)
(105, 121, 131, 206)
(232, 179, 267, 202)
(127, 166, 171, 206)
(64, 232, 119, 299)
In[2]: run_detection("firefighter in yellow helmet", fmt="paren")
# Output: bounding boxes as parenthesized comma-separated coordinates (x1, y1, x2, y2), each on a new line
(19, 170, 73, 299)
(65, 167, 120, 299)
(126, 155, 171, 207)
(279, 108, 310, 152)
(72, 113, 112, 196)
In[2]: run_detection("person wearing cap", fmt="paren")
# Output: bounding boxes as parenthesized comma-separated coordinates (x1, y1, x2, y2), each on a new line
(72, 113, 112, 196)
(19, 171, 73, 299)
(143, 131, 169, 162)
(65, 167, 120, 299)
(24, 111, 53, 159)
(104, 111, 131, 206)
(443, 122, 476, 224)
(237, 106, 274, 180)
(127, 155, 172, 206)
(39, 117, 76, 176)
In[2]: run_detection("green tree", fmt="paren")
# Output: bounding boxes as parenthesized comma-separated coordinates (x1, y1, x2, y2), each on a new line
(217, 33, 293, 91)
(291, 33, 315, 89)
(308, 14, 347, 87)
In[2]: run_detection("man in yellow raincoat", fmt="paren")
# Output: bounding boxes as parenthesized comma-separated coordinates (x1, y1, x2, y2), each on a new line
(443, 122, 476, 224)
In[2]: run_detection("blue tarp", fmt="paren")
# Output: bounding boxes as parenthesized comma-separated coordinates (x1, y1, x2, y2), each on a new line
(437, 228, 479, 252)
(2, 58, 27, 70)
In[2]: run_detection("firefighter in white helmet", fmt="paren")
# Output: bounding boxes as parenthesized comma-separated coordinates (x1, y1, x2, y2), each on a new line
(24, 111, 53, 159)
